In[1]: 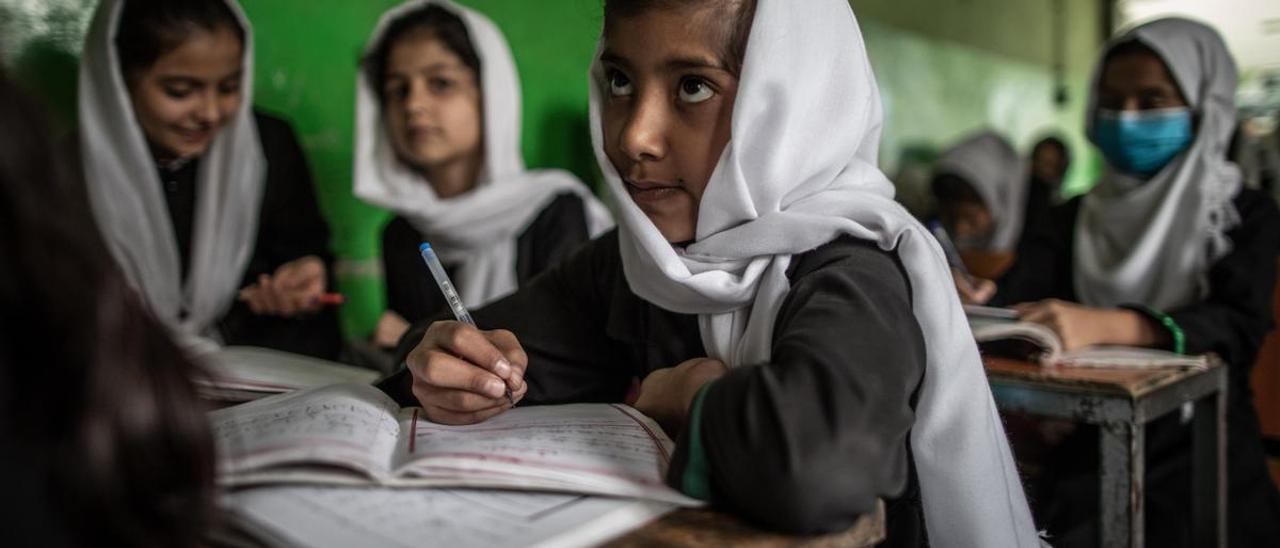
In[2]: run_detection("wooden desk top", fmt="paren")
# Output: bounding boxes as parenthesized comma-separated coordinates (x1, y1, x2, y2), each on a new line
(606, 501, 885, 547)
(984, 356, 1223, 399)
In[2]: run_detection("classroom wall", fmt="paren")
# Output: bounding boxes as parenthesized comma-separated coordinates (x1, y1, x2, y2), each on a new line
(0, 0, 1107, 340)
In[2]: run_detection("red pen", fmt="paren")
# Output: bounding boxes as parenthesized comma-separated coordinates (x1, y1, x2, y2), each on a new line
(312, 293, 346, 306)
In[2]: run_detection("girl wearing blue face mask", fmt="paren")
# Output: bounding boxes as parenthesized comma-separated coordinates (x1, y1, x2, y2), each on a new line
(968, 18, 1280, 548)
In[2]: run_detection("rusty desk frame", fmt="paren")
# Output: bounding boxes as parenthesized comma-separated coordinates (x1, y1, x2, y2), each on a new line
(985, 357, 1227, 548)
(606, 501, 885, 547)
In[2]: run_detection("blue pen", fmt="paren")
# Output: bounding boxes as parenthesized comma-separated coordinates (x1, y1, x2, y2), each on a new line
(419, 242, 513, 405)
(926, 220, 975, 285)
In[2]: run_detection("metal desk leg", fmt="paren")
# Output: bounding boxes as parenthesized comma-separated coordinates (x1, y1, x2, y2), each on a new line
(1101, 419, 1145, 548)
(1191, 387, 1226, 547)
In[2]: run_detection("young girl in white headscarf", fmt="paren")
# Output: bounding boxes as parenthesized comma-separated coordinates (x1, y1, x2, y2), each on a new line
(78, 0, 341, 359)
(380, 0, 1039, 544)
(354, 1, 611, 349)
(929, 131, 1028, 274)
(983, 18, 1280, 548)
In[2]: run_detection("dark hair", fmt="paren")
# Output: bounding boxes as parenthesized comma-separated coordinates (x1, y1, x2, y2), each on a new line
(1032, 135, 1071, 166)
(363, 5, 481, 102)
(115, 0, 245, 76)
(931, 173, 984, 206)
(0, 70, 215, 547)
(604, 0, 758, 75)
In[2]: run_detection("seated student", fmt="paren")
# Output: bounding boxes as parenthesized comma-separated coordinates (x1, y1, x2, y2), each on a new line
(354, 1, 612, 350)
(1029, 135, 1070, 202)
(380, 0, 1040, 543)
(930, 131, 1027, 277)
(967, 18, 1280, 548)
(78, 0, 342, 359)
(0, 71, 214, 548)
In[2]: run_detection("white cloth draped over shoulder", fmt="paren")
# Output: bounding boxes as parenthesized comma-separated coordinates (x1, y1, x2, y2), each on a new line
(354, 0, 611, 308)
(588, 0, 1040, 545)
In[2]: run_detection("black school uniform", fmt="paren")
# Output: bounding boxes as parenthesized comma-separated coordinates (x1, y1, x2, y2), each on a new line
(380, 192, 590, 325)
(993, 187, 1280, 547)
(157, 111, 342, 360)
(380, 230, 929, 544)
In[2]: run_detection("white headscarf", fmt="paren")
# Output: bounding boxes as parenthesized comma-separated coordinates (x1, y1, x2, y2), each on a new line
(589, 0, 1039, 544)
(79, 0, 265, 340)
(1075, 18, 1242, 310)
(934, 131, 1027, 252)
(354, 0, 611, 308)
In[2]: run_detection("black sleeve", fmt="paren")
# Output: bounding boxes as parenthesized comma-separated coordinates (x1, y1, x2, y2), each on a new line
(516, 192, 592, 284)
(1168, 189, 1280, 378)
(217, 112, 341, 359)
(380, 230, 632, 407)
(990, 197, 1081, 306)
(668, 239, 926, 534)
(381, 216, 449, 324)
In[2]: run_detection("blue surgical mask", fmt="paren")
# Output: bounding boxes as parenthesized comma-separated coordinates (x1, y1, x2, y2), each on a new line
(1091, 107, 1194, 177)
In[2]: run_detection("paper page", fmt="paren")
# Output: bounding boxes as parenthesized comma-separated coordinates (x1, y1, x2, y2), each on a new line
(963, 304, 1021, 320)
(1056, 346, 1209, 370)
(391, 404, 694, 503)
(211, 383, 402, 481)
(196, 345, 379, 395)
(224, 486, 674, 548)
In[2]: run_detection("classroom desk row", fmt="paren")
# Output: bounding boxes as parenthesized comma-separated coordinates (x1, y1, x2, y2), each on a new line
(209, 356, 1224, 548)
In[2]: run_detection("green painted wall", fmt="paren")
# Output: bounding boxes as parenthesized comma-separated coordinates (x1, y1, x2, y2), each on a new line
(1, 0, 1107, 341)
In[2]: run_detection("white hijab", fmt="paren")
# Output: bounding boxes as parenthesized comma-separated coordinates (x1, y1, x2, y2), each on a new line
(589, 0, 1039, 544)
(354, 0, 611, 308)
(1075, 18, 1242, 310)
(934, 131, 1027, 252)
(79, 0, 265, 340)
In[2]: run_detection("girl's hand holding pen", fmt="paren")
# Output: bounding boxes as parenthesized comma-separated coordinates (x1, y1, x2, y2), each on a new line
(405, 320, 528, 425)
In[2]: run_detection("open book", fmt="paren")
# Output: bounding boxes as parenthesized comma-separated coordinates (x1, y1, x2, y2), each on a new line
(219, 486, 674, 548)
(966, 307, 1207, 370)
(211, 383, 698, 506)
(194, 346, 380, 402)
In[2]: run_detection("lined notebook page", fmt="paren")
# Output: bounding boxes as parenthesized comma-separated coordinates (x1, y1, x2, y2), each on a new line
(225, 486, 674, 548)
(212, 383, 402, 478)
(393, 403, 685, 501)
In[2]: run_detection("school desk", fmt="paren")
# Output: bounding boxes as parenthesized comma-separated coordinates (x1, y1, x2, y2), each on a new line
(608, 500, 885, 547)
(985, 355, 1227, 548)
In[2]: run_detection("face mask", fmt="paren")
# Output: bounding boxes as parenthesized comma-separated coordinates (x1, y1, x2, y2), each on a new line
(1091, 107, 1193, 177)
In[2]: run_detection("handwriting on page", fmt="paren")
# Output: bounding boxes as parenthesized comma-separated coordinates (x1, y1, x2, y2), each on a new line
(211, 384, 400, 474)
(406, 404, 669, 485)
(228, 486, 650, 548)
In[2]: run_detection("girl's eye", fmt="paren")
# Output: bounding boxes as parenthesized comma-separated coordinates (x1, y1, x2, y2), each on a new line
(678, 77, 714, 104)
(219, 80, 241, 95)
(608, 70, 634, 97)
(428, 77, 455, 94)
(164, 86, 193, 99)
(384, 83, 408, 101)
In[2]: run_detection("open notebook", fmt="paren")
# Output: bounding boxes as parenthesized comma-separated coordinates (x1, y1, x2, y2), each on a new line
(965, 305, 1207, 370)
(219, 486, 674, 548)
(194, 346, 380, 402)
(211, 383, 699, 506)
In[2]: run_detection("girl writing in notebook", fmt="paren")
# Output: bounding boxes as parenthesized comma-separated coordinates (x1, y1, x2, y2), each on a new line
(78, 0, 341, 358)
(380, 0, 1039, 543)
(968, 19, 1280, 547)
(354, 1, 612, 350)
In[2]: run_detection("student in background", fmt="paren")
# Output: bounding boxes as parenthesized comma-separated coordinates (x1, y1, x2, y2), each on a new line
(1028, 135, 1070, 203)
(0, 71, 214, 548)
(78, 0, 341, 359)
(354, 1, 611, 350)
(380, 0, 1039, 543)
(930, 131, 1026, 277)
(968, 18, 1280, 547)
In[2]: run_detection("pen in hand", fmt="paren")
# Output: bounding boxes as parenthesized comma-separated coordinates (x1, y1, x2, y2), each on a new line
(418, 242, 515, 406)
